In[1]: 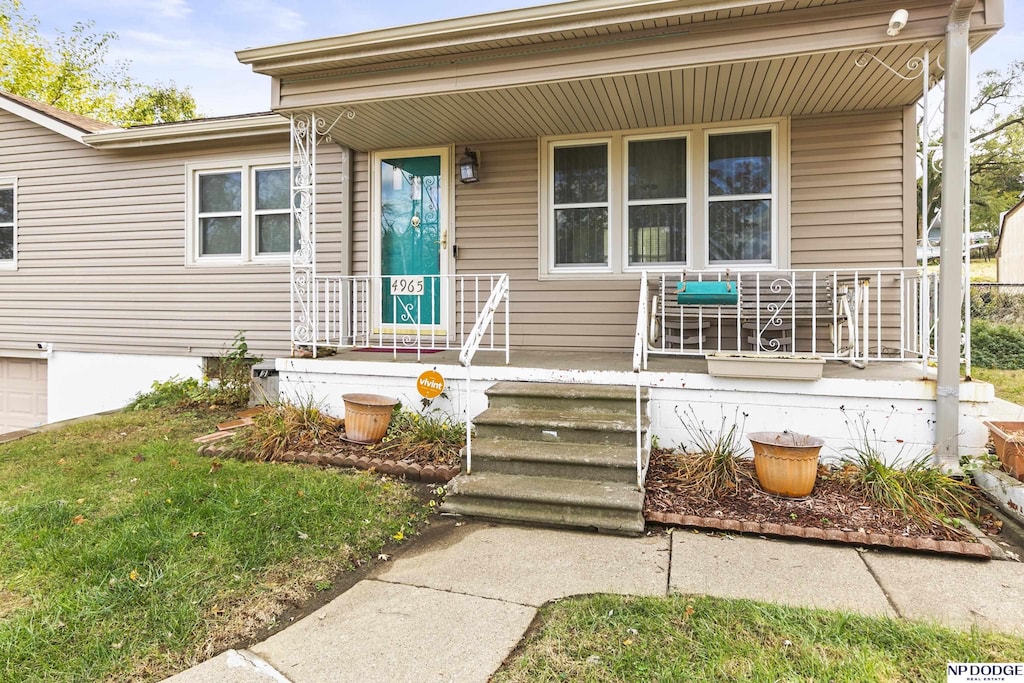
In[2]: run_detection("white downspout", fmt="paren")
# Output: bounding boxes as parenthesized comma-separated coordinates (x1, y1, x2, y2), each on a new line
(935, 0, 975, 470)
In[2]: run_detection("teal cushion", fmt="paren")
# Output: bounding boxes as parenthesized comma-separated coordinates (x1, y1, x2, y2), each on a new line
(676, 280, 738, 306)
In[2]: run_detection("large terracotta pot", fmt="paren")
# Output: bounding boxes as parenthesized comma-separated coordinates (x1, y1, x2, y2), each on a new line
(342, 393, 399, 444)
(748, 431, 825, 498)
(984, 421, 1024, 480)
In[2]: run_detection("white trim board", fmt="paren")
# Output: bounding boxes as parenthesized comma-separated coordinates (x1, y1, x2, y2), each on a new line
(0, 96, 90, 144)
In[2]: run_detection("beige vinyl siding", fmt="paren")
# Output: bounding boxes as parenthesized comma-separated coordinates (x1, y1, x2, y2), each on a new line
(0, 110, 345, 358)
(780, 108, 909, 352)
(441, 110, 910, 351)
(351, 151, 369, 275)
(790, 109, 909, 268)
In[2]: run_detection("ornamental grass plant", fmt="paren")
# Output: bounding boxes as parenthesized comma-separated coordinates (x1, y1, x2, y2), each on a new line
(663, 407, 751, 499)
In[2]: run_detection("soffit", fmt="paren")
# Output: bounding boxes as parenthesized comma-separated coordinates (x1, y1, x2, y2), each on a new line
(285, 38, 978, 152)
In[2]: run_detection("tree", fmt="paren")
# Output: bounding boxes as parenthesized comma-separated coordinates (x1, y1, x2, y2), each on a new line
(0, 0, 196, 126)
(120, 83, 197, 126)
(921, 60, 1024, 235)
(967, 61, 1024, 232)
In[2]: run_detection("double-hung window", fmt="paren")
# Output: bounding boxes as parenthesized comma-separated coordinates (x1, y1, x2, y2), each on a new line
(0, 178, 14, 269)
(188, 160, 293, 265)
(707, 130, 773, 265)
(542, 121, 783, 276)
(551, 141, 610, 268)
(626, 134, 687, 266)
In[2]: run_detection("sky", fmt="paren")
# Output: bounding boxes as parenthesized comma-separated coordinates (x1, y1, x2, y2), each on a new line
(24, 0, 1024, 118)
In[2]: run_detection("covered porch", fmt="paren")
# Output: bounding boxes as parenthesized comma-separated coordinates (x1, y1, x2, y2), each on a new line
(235, 0, 1002, 503)
(234, 0, 1001, 365)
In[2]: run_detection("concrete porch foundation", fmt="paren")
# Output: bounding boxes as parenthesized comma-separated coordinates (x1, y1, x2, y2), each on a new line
(276, 351, 994, 465)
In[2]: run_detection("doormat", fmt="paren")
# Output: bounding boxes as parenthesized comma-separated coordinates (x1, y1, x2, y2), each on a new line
(354, 347, 446, 354)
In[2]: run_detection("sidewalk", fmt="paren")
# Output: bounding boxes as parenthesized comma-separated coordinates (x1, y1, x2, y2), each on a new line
(165, 520, 1024, 683)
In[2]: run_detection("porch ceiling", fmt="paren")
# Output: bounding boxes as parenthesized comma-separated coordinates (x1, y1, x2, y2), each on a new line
(288, 38, 977, 152)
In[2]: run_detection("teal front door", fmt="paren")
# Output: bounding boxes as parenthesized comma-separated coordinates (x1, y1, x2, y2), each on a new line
(374, 149, 449, 332)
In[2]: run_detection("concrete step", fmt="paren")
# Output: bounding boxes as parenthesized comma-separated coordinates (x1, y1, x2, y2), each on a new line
(441, 471, 645, 535)
(485, 381, 648, 413)
(469, 437, 642, 483)
(473, 406, 648, 446)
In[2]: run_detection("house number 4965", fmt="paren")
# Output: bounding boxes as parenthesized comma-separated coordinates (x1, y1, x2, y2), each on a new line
(390, 276, 425, 296)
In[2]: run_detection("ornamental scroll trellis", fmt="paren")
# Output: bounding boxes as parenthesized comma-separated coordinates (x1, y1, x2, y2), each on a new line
(854, 47, 945, 247)
(290, 110, 354, 356)
(853, 47, 969, 370)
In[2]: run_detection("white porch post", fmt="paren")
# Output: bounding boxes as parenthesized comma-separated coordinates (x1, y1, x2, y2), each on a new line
(935, 0, 975, 468)
(290, 113, 318, 357)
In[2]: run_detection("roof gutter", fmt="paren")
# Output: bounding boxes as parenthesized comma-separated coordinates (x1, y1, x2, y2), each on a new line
(83, 114, 289, 149)
(934, 0, 977, 471)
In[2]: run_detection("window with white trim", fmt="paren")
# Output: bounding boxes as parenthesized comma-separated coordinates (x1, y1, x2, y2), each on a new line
(0, 178, 15, 269)
(707, 130, 773, 265)
(541, 122, 783, 276)
(626, 134, 687, 266)
(552, 141, 610, 267)
(188, 160, 293, 265)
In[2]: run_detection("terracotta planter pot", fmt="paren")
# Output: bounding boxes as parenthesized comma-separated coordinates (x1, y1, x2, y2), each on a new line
(748, 431, 824, 498)
(342, 393, 399, 444)
(984, 421, 1024, 480)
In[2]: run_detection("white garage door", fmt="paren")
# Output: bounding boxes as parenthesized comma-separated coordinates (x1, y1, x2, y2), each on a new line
(0, 357, 47, 434)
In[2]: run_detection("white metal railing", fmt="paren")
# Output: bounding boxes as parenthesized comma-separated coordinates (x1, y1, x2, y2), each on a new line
(642, 268, 948, 365)
(459, 274, 511, 475)
(310, 273, 510, 360)
(904, 271, 939, 374)
(631, 272, 649, 488)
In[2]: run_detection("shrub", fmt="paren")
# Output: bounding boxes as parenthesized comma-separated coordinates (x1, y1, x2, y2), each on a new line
(128, 333, 261, 410)
(369, 406, 465, 467)
(237, 397, 342, 461)
(971, 319, 1024, 369)
(664, 407, 750, 499)
(208, 331, 263, 406)
(970, 287, 1024, 325)
(841, 420, 976, 533)
(128, 376, 209, 410)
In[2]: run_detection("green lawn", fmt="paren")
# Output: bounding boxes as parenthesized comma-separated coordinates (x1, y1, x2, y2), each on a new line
(972, 367, 1024, 405)
(493, 594, 1024, 683)
(971, 258, 998, 283)
(0, 409, 429, 682)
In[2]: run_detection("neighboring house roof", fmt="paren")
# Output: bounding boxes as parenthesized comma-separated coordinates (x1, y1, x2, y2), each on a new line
(84, 112, 290, 149)
(995, 197, 1024, 258)
(0, 90, 118, 143)
(0, 90, 288, 148)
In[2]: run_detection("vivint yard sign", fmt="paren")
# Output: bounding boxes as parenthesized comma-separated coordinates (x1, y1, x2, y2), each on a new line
(417, 370, 444, 400)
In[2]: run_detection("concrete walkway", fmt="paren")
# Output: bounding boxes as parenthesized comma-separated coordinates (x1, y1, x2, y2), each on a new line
(165, 521, 1024, 683)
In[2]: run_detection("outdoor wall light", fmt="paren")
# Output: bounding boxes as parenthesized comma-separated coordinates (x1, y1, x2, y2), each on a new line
(458, 148, 480, 184)
(887, 9, 909, 36)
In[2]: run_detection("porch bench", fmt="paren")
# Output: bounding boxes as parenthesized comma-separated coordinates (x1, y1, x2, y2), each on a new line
(735, 272, 853, 353)
(649, 272, 864, 359)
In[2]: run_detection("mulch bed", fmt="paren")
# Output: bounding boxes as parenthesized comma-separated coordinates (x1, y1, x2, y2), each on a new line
(193, 408, 462, 484)
(644, 450, 992, 558)
(198, 440, 461, 484)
